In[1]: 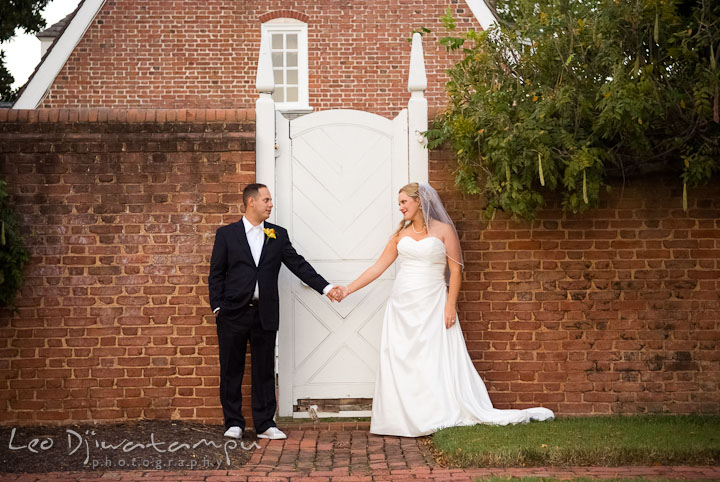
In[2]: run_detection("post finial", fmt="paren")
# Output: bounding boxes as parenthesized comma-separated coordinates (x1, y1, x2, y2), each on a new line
(256, 34, 275, 94)
(408, 32, 427, 93)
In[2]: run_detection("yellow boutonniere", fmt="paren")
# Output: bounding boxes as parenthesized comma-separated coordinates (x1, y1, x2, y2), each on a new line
(263, 228, 276, 239)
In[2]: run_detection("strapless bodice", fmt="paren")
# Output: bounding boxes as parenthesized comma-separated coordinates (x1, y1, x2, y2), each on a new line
(396, 236, 447, 281)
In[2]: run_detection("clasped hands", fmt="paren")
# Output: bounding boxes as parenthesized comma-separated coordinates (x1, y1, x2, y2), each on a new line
(326, 286, 350, 302)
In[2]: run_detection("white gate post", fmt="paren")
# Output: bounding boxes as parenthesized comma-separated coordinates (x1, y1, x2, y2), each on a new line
(275, 111, 294, 418)
(407, 32, 428, 184)
(256, 34, 277, 221)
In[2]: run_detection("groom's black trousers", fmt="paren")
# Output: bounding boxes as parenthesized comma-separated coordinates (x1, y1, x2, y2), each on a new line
(215, 302, 277, 433)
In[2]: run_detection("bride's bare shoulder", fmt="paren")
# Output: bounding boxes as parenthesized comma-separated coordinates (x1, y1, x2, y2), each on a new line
(391, 227, 411, 243)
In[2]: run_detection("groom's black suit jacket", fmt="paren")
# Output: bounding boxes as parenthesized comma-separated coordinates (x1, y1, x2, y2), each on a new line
(208, 219, 329, 331)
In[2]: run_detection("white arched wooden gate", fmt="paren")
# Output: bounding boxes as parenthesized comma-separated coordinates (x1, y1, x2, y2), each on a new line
(275, 109, 407, 417)
(255, 34, 429, 418)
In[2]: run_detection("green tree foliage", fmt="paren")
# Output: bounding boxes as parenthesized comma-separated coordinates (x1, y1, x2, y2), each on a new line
(0, 0, 51, 102)
(427, 0, 720, 219)
(0, 52, 15, 101)
(0, 180, 29, 309)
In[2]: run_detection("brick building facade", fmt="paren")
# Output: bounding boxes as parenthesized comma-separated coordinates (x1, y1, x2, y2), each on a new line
(20, 0, 483, 116)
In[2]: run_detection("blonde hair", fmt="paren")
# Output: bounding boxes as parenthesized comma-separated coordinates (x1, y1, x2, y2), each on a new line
(394, 182, 423, 237)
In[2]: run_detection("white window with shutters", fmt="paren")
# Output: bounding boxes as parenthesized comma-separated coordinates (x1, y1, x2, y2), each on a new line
(261, 19, 310, 113)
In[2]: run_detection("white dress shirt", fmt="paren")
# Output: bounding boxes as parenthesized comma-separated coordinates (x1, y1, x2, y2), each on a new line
(243, 216, 265, 299)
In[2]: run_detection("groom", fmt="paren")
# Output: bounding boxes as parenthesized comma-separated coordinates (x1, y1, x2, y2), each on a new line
(209, 183, 341, 440)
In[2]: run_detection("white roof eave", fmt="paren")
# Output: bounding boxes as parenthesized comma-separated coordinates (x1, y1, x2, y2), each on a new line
(13, 0, 107, 109)
(464, 0, 499, 31)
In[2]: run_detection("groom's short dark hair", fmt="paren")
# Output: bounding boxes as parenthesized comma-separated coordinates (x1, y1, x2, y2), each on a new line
(243, 183, 268, 206)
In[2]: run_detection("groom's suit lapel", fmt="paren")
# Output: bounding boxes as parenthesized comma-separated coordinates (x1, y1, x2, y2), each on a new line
(257, 222, 275, 267)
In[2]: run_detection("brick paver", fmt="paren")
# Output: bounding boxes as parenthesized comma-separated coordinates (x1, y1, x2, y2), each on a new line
(1, 428, 718, 481)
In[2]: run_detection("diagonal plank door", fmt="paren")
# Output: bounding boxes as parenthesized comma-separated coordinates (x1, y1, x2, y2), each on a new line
(277, 109, 408, 415)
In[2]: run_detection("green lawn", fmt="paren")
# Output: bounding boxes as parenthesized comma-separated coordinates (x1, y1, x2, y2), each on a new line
(476, 478, 707, 482)
(432, 415, 720, 467)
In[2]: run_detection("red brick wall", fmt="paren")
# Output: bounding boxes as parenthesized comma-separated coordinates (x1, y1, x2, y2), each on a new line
(1, 110, 718, 427)
(38, 0, 477, 117)
(430, 150, 720, 414)
(0, 108, 254, 425)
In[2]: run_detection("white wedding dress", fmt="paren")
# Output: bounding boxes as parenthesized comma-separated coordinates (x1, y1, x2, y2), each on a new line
(370, 236, 554, 437)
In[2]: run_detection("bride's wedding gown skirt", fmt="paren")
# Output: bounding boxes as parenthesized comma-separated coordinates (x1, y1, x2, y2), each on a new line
(370, 236, 554, 437)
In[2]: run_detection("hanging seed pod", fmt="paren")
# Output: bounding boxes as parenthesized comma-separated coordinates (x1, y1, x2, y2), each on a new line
(538, 152, 545, 186)
(654, 11, 659, 44)
(1, 221, 5, 246)
(683, 182, 688, 212)
(505, 162, 511, 183)
(583, 169, 588, 204)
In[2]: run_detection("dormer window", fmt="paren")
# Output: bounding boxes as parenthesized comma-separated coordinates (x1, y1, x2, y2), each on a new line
(261, 18, 310, 113)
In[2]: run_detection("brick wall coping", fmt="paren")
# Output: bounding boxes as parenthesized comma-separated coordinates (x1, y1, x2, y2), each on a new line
(0, 108, 256, 124)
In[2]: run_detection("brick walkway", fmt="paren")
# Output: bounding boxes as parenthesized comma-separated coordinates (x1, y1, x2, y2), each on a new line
(2, 426, 719, 481)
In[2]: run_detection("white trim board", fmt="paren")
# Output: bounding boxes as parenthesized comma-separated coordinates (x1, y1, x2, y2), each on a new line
(13, 0, 107, 109)
(292, 410, 372, 419)
(464, 0, 499, 31)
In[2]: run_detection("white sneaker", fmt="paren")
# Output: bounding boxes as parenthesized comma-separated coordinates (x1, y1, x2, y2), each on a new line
(224, 426, 242, 439)
(257, 427, 287, 440)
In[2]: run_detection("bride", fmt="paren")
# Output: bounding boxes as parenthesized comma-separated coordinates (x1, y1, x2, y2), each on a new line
(337, 182, 554, 437)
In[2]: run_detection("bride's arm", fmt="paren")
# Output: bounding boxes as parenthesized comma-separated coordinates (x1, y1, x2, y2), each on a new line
(344, 237, 399, 295)
(437, 223, 463, 329)
(445, 258, 462, 328)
